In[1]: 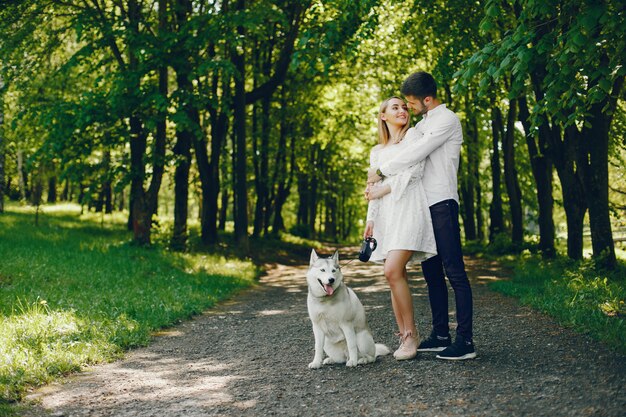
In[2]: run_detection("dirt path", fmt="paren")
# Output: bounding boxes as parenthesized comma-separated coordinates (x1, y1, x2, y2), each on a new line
(24, 252, 626, 416)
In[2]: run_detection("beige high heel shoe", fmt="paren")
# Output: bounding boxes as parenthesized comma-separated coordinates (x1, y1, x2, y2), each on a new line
(393, 330, 419, 360)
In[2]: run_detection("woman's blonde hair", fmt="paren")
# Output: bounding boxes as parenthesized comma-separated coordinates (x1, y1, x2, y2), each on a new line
(377, 96, 410, 145)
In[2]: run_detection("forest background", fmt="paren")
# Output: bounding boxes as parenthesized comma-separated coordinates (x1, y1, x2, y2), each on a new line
(1, 0, 625, 267)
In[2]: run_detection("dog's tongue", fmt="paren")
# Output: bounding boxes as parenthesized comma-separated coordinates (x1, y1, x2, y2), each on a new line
(324, 284, 334, 296)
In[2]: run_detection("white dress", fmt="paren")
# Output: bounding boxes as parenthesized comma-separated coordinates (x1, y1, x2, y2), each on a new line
(366, 127, 437, 264)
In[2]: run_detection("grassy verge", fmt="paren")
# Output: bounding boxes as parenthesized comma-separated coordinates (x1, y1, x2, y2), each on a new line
(0, 204, 259, 406)
(470, 243, 626, 354)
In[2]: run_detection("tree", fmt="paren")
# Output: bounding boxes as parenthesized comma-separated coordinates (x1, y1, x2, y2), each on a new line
(459, 0, 625, 267)
(0, 74, 4, 213)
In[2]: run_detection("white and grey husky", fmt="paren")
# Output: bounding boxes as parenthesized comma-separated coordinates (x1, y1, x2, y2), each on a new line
(307, 249, 390, 369)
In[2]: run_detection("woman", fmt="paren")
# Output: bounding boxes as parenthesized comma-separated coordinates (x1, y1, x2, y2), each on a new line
(363, 96, 437, 360)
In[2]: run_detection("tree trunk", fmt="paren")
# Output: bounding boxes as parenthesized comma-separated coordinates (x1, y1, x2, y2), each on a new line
(17, 149, 28, 201)
(530, 71, 583, 259)
(171, 83, 192, 250)
(101, 150, 112, 213)
(518, 96, 555, 257)
(460, 100, 478, 241)
(271, 136, 295, 234)
(0, 75, 5, 213)
(169, 0, 195, 251)
(129, 115, 151, 244)
(489, 103, 505, 242)
(47, 173, 57, 203)
(502, 98, 523, 245)
(554, 126, 586, 260)
(271, 91, 294, 235)
(252, 94, 271, 237)
(127, 0, 165, 245)
(578, 74, 621, 269)
(219, 179, 228, 232)
(170, 125, 191, 250)
(476, 177, 484, 241)
(232, 1, 249, 251)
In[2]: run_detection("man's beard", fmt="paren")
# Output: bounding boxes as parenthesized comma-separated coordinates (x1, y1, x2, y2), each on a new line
(418, 99, 428, 115)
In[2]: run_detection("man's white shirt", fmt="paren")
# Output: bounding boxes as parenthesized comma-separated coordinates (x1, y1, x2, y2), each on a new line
(379, 104, 462, 206)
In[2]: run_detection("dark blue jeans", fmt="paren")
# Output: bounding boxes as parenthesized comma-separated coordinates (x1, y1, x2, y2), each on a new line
(421, 199, 473, 341)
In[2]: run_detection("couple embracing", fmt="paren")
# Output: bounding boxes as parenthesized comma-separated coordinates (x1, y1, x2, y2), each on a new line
(363, 71, 476, 361)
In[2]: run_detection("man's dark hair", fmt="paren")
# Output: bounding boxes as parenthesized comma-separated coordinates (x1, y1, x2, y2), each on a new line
(400, 71, 438, 99)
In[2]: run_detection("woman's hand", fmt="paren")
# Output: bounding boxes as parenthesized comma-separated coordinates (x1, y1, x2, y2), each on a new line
(366, 184, 391, 200)
(363, 221, 374, 239)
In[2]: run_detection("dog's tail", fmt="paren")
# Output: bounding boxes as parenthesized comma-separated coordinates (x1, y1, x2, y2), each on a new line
(375, 343, 391, 357)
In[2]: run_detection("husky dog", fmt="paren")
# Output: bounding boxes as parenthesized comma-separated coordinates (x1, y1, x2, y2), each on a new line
(307, 249, 390, 369)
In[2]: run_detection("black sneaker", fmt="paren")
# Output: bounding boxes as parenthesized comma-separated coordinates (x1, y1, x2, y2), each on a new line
(416, 331, 451, 352)
(436, 335, 477, 360)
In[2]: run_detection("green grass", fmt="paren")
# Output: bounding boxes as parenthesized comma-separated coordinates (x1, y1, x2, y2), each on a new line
(0, 204, 258, 403)
(488, 253, 626, 354)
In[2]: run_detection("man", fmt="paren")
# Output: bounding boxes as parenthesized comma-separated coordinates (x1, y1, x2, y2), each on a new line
(367, 71, 476, 360)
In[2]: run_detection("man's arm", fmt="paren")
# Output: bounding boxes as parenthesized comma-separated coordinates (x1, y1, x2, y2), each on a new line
(378, 116, 458, 177)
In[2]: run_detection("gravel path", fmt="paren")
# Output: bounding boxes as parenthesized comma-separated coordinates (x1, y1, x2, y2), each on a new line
(24, 251, 626, 416)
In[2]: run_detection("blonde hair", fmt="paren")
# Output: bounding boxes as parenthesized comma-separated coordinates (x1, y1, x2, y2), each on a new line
(377, 96, 410, 145)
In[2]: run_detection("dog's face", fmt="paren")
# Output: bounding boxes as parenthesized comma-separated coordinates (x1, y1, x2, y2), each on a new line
(307, 249, 342, 298)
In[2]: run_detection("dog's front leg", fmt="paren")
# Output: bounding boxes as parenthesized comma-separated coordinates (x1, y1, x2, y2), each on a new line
(340, 323, 359, 367)
(308, 324, 325, 369)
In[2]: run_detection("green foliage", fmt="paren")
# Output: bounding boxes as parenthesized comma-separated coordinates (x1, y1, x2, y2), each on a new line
(457, 0, 626, 127)
(0, 204, 257, 401)
(490, 254, 626, 354)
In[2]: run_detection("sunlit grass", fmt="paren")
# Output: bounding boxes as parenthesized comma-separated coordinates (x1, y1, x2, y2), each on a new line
(0, 203, 258, 402)
(489, 253, 626, 354)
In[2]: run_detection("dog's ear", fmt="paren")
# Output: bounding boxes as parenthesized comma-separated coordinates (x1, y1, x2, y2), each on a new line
(331, 250, 339, 264)
(310, 249, 318, 266)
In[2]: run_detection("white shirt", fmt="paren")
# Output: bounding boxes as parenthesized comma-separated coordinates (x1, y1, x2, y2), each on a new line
(379, 104, 462, 206)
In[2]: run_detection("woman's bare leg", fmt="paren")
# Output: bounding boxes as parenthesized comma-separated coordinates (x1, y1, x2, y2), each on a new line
(385, 250, 417, 336)
(385, 250, 419, 360)
(390, 290, 404, 334)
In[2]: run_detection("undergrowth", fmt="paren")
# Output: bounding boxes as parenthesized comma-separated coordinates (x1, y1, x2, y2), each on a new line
(0, 204, 258, 403)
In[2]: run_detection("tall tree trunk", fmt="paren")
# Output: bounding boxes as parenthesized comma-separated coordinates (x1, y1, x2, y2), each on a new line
(232, 0, 249, 251)
(554, 125, 586, 260)
(101, 150, 112, 213)
(578, 74, 622, 269)
(47, 172, 57, 204)
(129, 114, 151, 243)
(170, 124, 191, 250)
(219, 144, 229, 232)
(476, 178, 484, 241)
(460, 99, 478, 241)
(194, 39, 230, 245)
(127, 0, 165, 245)
(17, 149, 28, 201)
(270, 89, 294, 235)
(531, 71, 584, 260)
(489, 103, 505, 242)
(518, 96, 555, 257)
(252, 94, 270, 237)
(0, 75, 5, 213)
(170, 0, 195, 251)
(272, 134, 295, 234)
(502, 98, 523, 245)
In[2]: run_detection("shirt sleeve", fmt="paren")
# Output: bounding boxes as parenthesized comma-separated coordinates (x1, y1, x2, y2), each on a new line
(386, 161, 424, 202)
(379, 114, 459, 177)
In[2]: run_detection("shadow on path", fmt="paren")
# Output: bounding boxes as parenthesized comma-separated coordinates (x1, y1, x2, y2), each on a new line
(24, 253, 626, 416)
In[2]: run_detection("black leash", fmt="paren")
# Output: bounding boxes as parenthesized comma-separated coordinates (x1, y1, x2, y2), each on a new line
(339, 258, 357, 270)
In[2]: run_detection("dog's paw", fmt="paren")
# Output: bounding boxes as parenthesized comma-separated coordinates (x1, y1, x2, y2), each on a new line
(323, 358, 335, 365)
(358, 356, 374, 365)
(308, 361, 323, 369)
(345, 359, 358, 367)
